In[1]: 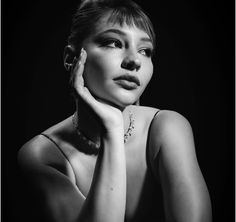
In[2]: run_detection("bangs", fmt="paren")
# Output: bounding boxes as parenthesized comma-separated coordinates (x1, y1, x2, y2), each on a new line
(68, 0, 156, 54)
(107, 8, 156, 48)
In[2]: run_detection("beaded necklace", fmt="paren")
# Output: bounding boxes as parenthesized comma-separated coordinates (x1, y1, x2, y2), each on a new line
(72, 111, 134, 148)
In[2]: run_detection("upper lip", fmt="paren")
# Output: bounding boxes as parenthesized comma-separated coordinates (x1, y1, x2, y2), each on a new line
(113, 74, 140, 86)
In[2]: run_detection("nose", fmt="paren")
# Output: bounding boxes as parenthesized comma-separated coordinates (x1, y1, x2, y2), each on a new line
(121, 52, 141, 72)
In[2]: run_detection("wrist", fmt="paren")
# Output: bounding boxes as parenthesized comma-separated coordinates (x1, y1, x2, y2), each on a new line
(102, 130, 126, 153)
(101, 126, 124, 145)
(103, 126, 124, 139)
(103, 118, 124, 135)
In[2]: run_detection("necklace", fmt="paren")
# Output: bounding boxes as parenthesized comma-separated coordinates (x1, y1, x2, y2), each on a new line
(72, 111, 134, 148)
(124, 111, 135, 143)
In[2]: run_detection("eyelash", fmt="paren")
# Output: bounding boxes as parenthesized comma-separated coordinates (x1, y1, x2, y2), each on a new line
(139, 48, 153, 57)
(99, 38, 153, 58)
(100, 38, 122, 48)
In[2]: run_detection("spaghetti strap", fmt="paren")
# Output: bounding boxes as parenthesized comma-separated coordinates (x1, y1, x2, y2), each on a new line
(40, 133, 72, 168)
(146, 109, 162, 183)
(153, 109, 162, 119)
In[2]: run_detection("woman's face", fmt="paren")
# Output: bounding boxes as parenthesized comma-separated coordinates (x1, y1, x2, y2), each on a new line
(82, 13, 154, 109)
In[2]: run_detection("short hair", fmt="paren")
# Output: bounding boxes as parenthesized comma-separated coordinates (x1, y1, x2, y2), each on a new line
(68, 0, 156, 55)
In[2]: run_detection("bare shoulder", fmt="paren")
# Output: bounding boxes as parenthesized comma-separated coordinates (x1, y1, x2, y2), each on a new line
(18, 135, 65, 171)
(18, 117, 76, 181)
(130, 106, 191, 133)
(150, 109, 192, 138)
(18, 134, 53, 168)
(145, 109, 194, 165)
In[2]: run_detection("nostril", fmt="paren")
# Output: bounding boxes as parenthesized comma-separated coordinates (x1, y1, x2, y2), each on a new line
(121, 59, 141, 71)
(135, 60, 141, 71)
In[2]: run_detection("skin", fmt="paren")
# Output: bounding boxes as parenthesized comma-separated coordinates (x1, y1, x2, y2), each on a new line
(82, 20, 154, 108)
(17, 11, 212, 222)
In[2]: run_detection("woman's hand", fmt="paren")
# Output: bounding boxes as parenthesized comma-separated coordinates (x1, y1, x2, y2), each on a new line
(71, 48, 124, 133)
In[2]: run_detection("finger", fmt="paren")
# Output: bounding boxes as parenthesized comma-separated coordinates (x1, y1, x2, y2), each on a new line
(71, 49, 106, 115)
(74, 49, 87, 92)
(72, 50, 99, 112)
(70, 48, 86, 84)
(74, 48, 87, 78)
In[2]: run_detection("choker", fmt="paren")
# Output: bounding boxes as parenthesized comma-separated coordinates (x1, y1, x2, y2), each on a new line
(72, 111, 134, 148)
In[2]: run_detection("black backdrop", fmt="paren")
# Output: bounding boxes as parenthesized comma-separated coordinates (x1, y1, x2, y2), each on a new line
(2, 0, 235, 221)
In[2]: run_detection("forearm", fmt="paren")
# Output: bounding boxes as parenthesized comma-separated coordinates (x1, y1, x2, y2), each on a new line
(78, 129, 127, 222)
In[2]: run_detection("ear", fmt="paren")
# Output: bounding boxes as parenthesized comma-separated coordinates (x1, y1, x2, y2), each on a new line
(63, 45, 77, 71)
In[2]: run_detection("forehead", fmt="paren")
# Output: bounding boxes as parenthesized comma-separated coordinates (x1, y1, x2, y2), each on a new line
(93, 12, 151, 39)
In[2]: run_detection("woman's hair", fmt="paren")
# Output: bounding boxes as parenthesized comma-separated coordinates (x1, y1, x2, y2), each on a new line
(68, 0, 156, 55)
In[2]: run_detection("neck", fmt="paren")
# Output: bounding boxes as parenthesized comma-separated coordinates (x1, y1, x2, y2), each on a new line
(75, 100, 102, 147)
(74, 99, 133, 148)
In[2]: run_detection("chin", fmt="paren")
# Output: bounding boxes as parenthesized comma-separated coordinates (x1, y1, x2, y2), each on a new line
(96, 94, 138, 110)
(110, 95, 139, 109)
(90, 86, 140, 109)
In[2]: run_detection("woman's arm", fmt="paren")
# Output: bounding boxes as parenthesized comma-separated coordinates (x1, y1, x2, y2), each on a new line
(18, 129, 127, 222)
(149, 110, 212, 222)
(79, 129, 126, 222)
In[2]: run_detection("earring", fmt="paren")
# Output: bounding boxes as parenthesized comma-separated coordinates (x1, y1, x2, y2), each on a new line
(64, 62, 73, 71)
(64, 57, 77, 72)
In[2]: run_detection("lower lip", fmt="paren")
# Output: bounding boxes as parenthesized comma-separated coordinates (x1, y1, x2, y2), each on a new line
(115, 80, 138, 90)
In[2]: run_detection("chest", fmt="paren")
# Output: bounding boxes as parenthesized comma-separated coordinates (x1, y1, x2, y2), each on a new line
(67, 141, 163, 221)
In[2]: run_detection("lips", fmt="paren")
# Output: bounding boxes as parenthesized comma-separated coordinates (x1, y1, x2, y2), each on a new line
(113, 74, 140, 90)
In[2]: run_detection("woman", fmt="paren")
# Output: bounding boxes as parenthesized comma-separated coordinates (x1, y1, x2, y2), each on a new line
(18, 0, 212, 221)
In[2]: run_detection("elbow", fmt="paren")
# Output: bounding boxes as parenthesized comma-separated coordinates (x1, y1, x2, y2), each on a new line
(186, 194, 212, 222)
(194, 202, 212, 222)
(194, 187, 212, 222)
(166, 195, 212, 222)
(167, 209, 212, 222)
(184, 199, 212, 222)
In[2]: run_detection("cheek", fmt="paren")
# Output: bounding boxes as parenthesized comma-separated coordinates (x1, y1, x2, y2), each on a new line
(83, 53, 107, 88)
(84, 50, 118, 80)
(141, 62, 153, 86)
(85, 54, 105, 77)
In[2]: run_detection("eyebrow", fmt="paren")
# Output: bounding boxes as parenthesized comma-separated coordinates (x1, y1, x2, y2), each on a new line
(97, 28, 153, 44)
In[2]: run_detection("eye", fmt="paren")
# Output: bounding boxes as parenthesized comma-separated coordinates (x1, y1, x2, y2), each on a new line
(100, 38, 122, 49)
(139, 48, 153, 57)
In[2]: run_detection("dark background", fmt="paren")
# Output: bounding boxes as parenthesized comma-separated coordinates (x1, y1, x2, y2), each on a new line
(2, 0, 235, 221)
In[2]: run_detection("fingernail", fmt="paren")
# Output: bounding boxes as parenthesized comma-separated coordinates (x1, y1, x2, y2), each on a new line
(80, 48, 84, 56)
(80, 48, 86, 64)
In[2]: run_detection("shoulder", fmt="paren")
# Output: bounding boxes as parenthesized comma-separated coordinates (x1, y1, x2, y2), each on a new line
(18, 135, 53, 168)
(131, 105, 191, 134)
(17, 131, 74, 181)
(18, 115, 74, 165)
(150, 109, 192, 142)
(146, 109, 194, 164)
